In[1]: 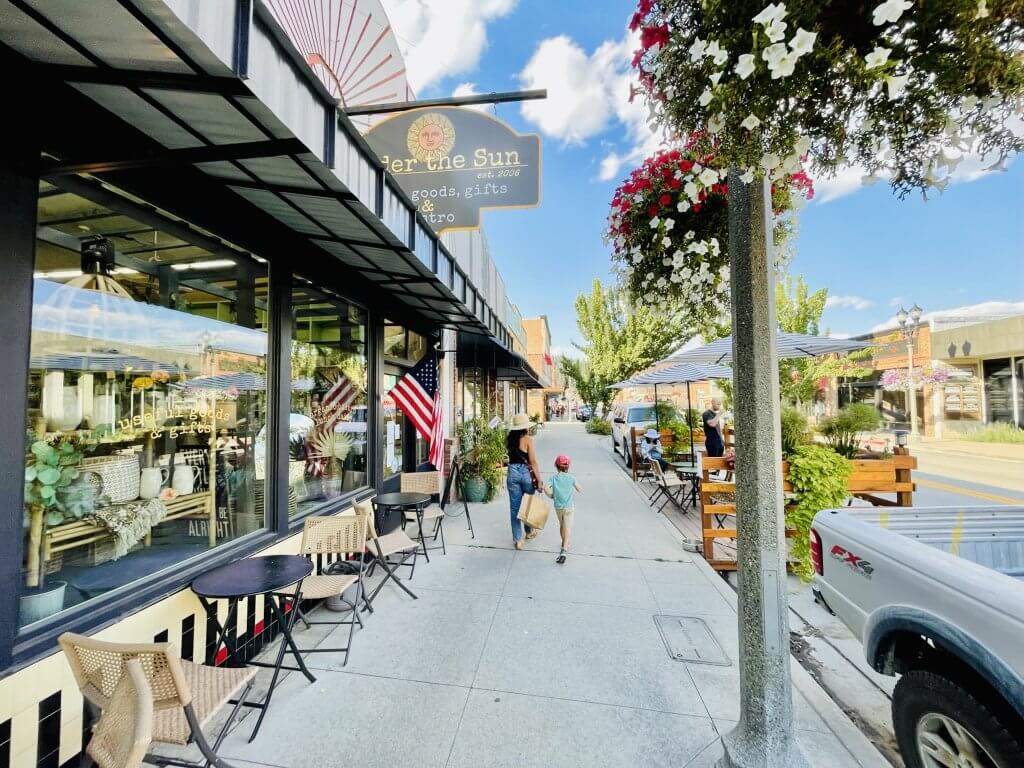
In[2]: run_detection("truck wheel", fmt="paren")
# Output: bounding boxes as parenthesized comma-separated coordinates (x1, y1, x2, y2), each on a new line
(892, 669, 1024, 768)
(623, 440, 632, 468)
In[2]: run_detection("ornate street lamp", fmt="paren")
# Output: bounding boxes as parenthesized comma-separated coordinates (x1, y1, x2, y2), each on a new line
(896, 304, 924, 436)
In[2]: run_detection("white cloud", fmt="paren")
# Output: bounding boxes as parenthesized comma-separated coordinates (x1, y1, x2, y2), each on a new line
(517, 31, 663, 180)
(827, 332, 853, 339)
(888, 296, 906, 308)
(451, 82, 492, 112)
(380, 0, 516, 92)
(870, 300, 1024, 333)
(825, 295, 873, 310)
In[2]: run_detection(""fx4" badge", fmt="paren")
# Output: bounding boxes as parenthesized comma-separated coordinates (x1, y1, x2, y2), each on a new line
(830, 545, 874, 579)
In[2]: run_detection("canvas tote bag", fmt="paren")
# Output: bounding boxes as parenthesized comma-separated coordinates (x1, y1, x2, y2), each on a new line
(517, 491, 551, 531)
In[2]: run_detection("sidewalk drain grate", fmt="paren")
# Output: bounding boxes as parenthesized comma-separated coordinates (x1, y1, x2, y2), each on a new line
(654, 615, 731, 666)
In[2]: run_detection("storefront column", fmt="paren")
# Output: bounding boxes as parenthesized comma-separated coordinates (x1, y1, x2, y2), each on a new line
(0, 127, 40, 667)
(267, 267, 292, 535)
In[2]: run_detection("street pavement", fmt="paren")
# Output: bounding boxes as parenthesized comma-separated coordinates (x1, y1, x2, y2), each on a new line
(200, 422, 886, 768)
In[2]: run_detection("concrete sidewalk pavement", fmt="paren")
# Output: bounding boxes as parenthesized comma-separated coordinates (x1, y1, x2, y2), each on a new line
(202, 423, 887, 768)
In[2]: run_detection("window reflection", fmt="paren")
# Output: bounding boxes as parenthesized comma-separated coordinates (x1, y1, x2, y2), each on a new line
(287, 284, 369, 513)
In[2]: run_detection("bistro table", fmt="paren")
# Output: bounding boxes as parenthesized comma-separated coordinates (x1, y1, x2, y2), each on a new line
(671, 461, 700, 511)
(374, 491, 432, 560)
(191, 554, 315, 742)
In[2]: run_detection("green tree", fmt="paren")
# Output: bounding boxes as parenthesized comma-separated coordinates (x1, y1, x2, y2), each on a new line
(559, 357, 614, 417)
(573, 279, 689, 383)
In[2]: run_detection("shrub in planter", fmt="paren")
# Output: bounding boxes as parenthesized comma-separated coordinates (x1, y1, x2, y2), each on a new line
(786, 444, 851, 580)
(780, 407, 809, 457)
(818, 403, 883, 458)
(586, 418, 613, 435)
(456, 416, 508, 503)
(628, 0, 1023, 197)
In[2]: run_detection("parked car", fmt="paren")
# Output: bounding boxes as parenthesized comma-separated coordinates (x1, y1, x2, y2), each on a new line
(609, 402, 657, 467)
(812, 505, 1024, 768)
(576, 405, 592, 422)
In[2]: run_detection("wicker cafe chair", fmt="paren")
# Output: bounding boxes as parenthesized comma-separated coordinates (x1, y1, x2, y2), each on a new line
(59, 633, 255, 768)
(293, 514, 369, 666)
(354, 497, 419, 604)
(86, 659, 152, 768)
(650, 460, 686, 514)
(400, 471, 447, 556)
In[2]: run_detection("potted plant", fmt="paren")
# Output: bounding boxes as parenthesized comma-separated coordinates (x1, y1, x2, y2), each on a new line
(456, 416, 508, 503)
(22, 433, 97, 623)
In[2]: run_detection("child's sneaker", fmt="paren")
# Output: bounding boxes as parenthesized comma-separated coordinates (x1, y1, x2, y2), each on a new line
(556, 550, 567, 564)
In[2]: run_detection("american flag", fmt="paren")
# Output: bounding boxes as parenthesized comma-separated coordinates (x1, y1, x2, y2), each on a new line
(389, 350, 445, 469)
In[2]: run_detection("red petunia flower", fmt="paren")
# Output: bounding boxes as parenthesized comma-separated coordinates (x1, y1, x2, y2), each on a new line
(659, 194, 672, 207)
(640, 24, 669, 52)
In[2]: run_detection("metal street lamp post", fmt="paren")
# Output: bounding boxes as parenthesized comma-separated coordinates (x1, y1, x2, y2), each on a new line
(896, 304, 923, 437)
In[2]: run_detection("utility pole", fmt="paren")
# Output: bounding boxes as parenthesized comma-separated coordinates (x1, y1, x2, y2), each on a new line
(718, 171, 809, 768)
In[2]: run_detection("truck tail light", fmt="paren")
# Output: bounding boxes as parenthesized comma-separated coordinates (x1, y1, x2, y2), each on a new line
(810, 528, 823, 576)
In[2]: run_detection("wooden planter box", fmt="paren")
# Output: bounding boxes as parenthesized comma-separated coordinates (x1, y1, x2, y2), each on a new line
(698, 450, 916, 572)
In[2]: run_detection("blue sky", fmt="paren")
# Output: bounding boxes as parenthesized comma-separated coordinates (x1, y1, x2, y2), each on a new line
(385, 0, 1024, 353)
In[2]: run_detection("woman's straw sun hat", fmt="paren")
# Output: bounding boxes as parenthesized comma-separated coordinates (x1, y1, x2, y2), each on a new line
(508, 413, 531, 431)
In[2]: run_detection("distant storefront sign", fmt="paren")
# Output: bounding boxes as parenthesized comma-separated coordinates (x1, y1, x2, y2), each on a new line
(364, 107, 541, 232)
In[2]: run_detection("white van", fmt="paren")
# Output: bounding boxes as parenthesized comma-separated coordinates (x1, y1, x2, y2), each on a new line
(609, 401, 658, 467)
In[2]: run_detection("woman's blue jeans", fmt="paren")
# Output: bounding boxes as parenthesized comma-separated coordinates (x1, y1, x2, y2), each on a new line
(507, 463, 535, 542)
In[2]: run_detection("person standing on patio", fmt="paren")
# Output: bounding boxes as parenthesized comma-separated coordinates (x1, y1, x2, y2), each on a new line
(703, 398, 725, 458)
(506, 413, 543, 550)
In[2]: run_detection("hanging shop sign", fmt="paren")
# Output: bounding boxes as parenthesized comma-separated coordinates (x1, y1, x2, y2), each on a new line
(364, 106, 541, 232)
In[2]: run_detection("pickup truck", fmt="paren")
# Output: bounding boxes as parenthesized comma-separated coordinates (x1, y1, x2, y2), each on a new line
(811, 506, 1024, 768)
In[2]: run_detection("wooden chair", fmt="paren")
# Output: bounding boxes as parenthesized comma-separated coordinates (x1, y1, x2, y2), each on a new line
(400, 471, 447, 556)
(354, 498, 419, 604)
(59, 633, 255, 768)
(629, 427, 654, 483)
(292, 514, 369, 666)
(85, 659, 152, 768)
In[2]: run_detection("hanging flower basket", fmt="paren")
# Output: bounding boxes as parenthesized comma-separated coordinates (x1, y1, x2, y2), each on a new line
(629, 1, 1023, 196)
(605, 142, 812, 321)
(881, 365, 952, 391)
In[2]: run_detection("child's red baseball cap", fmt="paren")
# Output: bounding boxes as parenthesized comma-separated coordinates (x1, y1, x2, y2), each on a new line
(554, 454, 571, 469)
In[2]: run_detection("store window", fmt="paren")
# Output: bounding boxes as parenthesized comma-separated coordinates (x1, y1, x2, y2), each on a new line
(984, 358, 1015, 425)
(287, 282, 369, 515)
(381, 323, 430, 479)
(383, 323, 406, 358)
(21, 182, 269, 629)
(382, 372, 404, 479)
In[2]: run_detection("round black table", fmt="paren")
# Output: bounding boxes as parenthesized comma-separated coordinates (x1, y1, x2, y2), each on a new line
(191, 555, 315, 742)
(374, 491, 431, 559)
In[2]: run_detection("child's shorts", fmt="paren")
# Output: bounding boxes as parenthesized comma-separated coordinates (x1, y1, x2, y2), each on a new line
(555, 506, 574, 526)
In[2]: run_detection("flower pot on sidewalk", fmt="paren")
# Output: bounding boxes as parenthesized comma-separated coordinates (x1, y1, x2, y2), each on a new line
(461, 475, 488, 503)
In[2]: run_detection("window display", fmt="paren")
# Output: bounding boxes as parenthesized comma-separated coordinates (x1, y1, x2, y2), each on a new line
(22, 185, 269, 628)
(288, 283, 369, 514)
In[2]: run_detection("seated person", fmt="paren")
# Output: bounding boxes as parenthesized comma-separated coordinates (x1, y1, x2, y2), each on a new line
(639, 428, 669, 471)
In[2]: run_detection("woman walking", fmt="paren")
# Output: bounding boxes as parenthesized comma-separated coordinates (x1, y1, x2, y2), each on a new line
(506, 412, 543, 550)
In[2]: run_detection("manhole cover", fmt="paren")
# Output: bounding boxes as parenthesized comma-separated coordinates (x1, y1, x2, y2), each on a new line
(654, 615, 731, 666)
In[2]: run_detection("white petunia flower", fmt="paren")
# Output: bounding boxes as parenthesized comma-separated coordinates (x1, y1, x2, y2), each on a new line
(753, 3, 787, 27)
(710, 71, 723, 86)
(689, 37, 707, 62)
(699, 167, 719, 186)
(649, 216, 660, 229)
(763, 43, 788, 66)
(670, 273, 682, 283)
(886, 74, 909, 99)
(707, 113, 725, 133)
(664, 218, 675, 231)
(872, 0, 912, 26)
(764, 19, 788, 43)
(699, 88, 713, 107)
(684, 181, 700, 201)
(789, 28, 816, 58)
(662, 236, 672, 248)
(705, 40, 729, 66)
(677, 199, 691, 212)
(864, 46, 891, 69)
(741, 113, 761, 131)
(761, 152, 780, 170)
(770, 52, 797, 78)
(663, 257, 672, 266)
(740, 168, 755, 183)
(735, 53, 756, 80)
(685, 230, 695, 240)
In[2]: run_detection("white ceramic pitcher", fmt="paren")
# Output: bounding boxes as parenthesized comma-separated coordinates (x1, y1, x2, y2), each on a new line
(139, 467, 168, 499)
(171, 461, 201, 496)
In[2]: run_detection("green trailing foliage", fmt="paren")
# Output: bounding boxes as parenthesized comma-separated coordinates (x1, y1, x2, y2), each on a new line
(818, 403, 883, 458)
(786, 444, 851, 581)
(455, 415, 508, 503)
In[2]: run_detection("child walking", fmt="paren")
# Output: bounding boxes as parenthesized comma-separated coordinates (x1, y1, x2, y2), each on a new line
(545, 454, 582, 564)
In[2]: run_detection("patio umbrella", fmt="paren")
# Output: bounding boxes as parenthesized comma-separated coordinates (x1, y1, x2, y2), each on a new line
(624, 362, 734, 459)
(669, 331, 869, 365)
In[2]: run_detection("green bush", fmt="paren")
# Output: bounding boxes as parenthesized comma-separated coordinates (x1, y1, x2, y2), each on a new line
(818, 403, 882, 458)
(786, 444, 851, 581)
(957, 424, 1024, 444)
(586, 418, 612, 435)
(455, 415, 508, 503)
(780, 408, 809, 457)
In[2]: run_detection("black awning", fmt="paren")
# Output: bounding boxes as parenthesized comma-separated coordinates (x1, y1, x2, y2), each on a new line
(457, 332, 542, 389)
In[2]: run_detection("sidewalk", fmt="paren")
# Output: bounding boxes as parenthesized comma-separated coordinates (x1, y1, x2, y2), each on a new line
(199, 424, 887, 768)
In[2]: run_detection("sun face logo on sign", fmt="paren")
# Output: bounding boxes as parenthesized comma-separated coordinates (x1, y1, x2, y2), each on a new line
(364, 106, 541, 232)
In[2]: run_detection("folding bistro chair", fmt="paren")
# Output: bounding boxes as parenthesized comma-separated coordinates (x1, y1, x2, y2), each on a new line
(59, 633, 255, 768)
(354, 498, 419, 604)
(649, 460, 687, 514)
(292, 514, 369, 666)
(400, 471, 447, 556)
(85, 659, 152, 768)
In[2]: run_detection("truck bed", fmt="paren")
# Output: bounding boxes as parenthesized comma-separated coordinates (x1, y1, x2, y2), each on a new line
(839, 506, 1024, 580)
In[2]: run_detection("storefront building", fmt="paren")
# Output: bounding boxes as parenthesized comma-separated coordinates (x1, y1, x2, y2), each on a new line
(0, 3, 529, 766)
